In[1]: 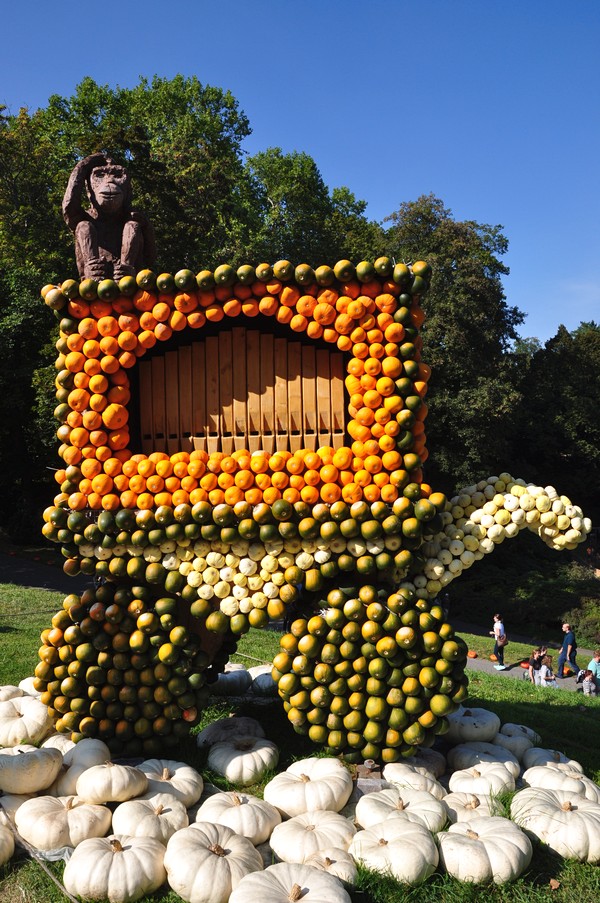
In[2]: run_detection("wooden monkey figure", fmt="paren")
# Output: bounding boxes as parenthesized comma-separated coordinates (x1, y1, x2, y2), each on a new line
(62, 153, 156, 280)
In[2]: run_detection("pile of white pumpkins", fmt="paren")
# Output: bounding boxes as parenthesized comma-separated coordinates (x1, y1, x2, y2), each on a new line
(1, 681, 600, 903)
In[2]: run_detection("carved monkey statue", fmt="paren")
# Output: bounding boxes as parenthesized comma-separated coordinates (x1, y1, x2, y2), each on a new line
(62, 153, 156, 280)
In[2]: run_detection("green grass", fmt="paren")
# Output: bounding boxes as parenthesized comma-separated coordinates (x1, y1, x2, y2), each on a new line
(1, 580, 600, 902)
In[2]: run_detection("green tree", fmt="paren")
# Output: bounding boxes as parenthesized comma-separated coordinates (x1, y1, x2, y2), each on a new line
(513, 322, 600, 522)
(384, 195, 525, 492)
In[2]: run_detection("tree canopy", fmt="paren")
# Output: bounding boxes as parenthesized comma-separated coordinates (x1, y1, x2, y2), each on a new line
(0, 75, 597, 538)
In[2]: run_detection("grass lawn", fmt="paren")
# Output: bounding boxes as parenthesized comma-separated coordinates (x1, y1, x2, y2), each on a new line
(1, 580, 600, 902)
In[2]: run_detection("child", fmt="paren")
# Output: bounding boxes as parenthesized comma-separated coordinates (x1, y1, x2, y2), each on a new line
(539, 655, 558, 688)
(582, 669, 597, 697)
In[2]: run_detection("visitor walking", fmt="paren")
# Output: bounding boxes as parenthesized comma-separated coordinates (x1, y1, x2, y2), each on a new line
(557, 623, 578, 678)
(490, 613, 507, 671)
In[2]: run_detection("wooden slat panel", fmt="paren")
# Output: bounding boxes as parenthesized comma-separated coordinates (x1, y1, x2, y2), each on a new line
(287, 342, 302, 453)
(274, 338, 288, 452)
(165, 351, 180, 455)
(330, 353, 345, 447)
(261, 334, 275, 454)
(232, 327, 247, 451)
(192, 343, 206, 451)
(219, 331, 233, 455)
(246, 331, 261, 452)
(151, 357, 166, 452)
(316, 350, 332, 448)
(301, 345, 317, 449)
(178, 346, 193, 445)
(205, 337, 220, 454)
(139, 361, 154, 455)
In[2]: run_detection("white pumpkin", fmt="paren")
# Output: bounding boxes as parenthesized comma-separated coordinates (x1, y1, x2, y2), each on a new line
(521, 765, 600, 802)
(492, 732, 533, 761)
(248, 666, 277, 697)
(349, 818, 439, 884)
(448, 763, 515, 795)
(444, 792, 503, 823)
(304, 847, 357, 887)
(229, 861, 351, 903)
(15, 794, 112, 850)
(445, 706, 500, 745)
(76, 762, 148, 804)
(194, 790, 281, 845)
(356, 786, 448, 832)
(407, 747, 446, 778)
(263, 757, 353, 818)
(437, 816, 533, 883)
(50, 738, 112, 797)
(207, 737, 279, 786)
(211, 668, 253, 697)
(270, 810, 356, 862)
(0, 686, 24, 703)
(0, 790, 37, 824)
(164, 821, 263, 903)
(521, 747, 583, 773)
(196, 716, 265, 749)
(0, 696, 52, 746)
(511, 787, 600, 861)
(138, 758, 204, 807)
(112, 792, 188, 844)
(41, 732, 76, 754)
(500, 722, 541, 745)
(63, 834, 167, 903)
(381, 762, 446, 799)
(0, 745, 62, 794)
(17, 677, 41, 698)
(0, 823, 14, 865)
(447, 741, 520, 779)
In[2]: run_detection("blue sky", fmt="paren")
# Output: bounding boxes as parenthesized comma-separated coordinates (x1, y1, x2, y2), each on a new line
(2, 0, 599, 342)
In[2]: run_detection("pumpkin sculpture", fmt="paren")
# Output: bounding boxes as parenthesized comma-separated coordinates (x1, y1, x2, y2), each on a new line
(36, 258, 592, 762)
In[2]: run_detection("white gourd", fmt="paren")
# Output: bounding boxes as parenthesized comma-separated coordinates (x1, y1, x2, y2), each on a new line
(194, 790, 281, 845)
(447, 742, 520, 779)
(207, 737, 279, 787)
(137, 759, 204, 807)
(164, 822, 263, 903)
(448, 763, 515, 795)
(437, 816, 533, 883)
(492, 732, 533, 761)
(196, 716, 265, 749)
(349, 818, 438, 884)
(76, 762, 148, 804)
(63, 834, 167, 903)
(15, 794, 112, 850)
(0, 824, 14, 865)
(0, 686, 24, 703)
(521, 747, 583, 773)
(0, 746, 62, 794)
(0, 696, 53, 747)
(444, 792, 503, 823)
(445, 707, 501, 745)
(511, 787, 600, 861)
(381, 762, 446, 799)
(229, 861, 352, 903)
(304, 847, 357, 887)
(355, 786, 448, 832)
(263, 757, 353, 818)
(500, 722, 541, 744)
(270, 810, 356, 862)
(112, 792, 188, 844)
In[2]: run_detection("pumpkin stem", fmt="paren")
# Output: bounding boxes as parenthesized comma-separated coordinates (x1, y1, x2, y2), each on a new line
(378, 838, 388, 846)
(288, 884, 304, 901)
(300, 774, 310, 783)
(232, 793, 242, 806)
(235, 739, 256, 751)
(154, 804, 164, 816)
(464, 709, 472, 716)
(110, 839, 124, 853)
(324, 857, 333, 866)
(396, 798, 405, 811)
(561, 801, 573, 811)
(161, 767, 171, 780)
(466, 829, 479, 839)
(209, 843, 226, 857)
(306, 824, 315, 831)
(466, 797, 480, 810)
(65, 797, 75, 811)
(472, 769, 481, 777)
